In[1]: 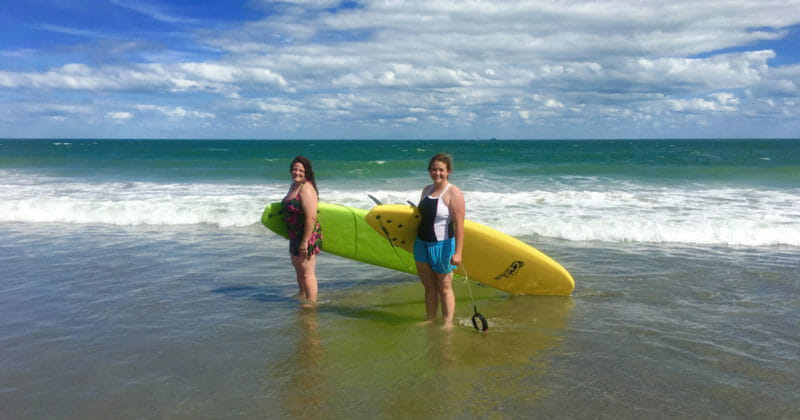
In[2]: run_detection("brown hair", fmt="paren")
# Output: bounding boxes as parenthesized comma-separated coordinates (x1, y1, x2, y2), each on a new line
(290, 155, 318, 195)
(428, 153, 453, 172)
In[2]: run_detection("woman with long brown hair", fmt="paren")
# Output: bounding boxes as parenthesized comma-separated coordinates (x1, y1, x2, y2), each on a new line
(282, 156, 323, 307)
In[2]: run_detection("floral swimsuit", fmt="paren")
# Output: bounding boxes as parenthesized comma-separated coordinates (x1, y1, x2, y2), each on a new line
(282, 184, 323, 257)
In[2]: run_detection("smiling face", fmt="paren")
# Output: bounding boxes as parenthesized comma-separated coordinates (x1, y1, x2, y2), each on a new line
(428, 159, 450, 183)
(290, 162, 307, 183)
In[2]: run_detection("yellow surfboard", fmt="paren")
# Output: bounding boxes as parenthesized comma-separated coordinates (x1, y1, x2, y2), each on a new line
(365, 204, 574, 296)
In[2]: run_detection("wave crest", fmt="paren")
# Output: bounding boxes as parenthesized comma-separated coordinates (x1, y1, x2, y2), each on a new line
(2, 174, 798, 247)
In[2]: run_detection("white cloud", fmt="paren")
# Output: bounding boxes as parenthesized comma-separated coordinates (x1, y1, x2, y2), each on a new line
(107, 111, 133, 120)
(632, 50, 773, 90)
(135, 105, 215, 119)
(256, 101, 300, 113)
(0, 61, 291, 95)
(665, 92, 741, 112)
(109, 0, 200, 25)
(2, 0, 800, 138)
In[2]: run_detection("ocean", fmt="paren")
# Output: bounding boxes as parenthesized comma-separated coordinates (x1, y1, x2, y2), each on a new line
(1, 138, 798, 418)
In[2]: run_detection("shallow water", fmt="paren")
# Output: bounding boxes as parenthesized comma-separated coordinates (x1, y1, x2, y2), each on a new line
(3, 138, 798, 418)
(2, 223, 797, 418)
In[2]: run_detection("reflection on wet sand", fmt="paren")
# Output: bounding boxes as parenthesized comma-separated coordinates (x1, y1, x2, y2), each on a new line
(274, 281, 574, 417)
(285, 309, 325, 418)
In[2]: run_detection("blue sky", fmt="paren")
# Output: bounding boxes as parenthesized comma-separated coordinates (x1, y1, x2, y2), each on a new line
(1, 0, 799, 139)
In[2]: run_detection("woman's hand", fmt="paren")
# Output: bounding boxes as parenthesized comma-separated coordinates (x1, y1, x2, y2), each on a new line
(299, 240, 310, 258)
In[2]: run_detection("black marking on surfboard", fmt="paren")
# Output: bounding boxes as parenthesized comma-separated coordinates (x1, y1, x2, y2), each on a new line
(494, 261, 524, 281)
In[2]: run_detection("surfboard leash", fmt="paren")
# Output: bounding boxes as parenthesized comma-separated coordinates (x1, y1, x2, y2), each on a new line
(369, 195, 419, 273)
(374, 214, 418, 273)
(461, 265, 488, 332)
(370, 195, 487, 331)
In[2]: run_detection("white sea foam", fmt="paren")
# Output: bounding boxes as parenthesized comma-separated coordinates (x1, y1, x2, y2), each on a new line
(465, 187, 800, 246)
(2, 171, 798, 246)
(0, 174, 281, 228)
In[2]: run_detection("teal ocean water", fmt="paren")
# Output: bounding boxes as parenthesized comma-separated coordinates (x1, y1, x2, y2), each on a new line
(1, 139, 799, 418)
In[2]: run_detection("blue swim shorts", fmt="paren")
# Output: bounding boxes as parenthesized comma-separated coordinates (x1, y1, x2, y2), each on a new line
(413, 237, 457, 274)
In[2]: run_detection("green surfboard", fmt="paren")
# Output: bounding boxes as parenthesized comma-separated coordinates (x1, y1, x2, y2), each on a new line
(261, 202, 417, 274)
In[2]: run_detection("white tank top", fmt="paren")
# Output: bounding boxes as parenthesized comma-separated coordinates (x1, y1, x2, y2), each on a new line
(417, 183, 453, 242)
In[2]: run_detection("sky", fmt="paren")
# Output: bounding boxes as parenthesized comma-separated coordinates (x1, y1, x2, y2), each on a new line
(1, 0, 800, 139)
